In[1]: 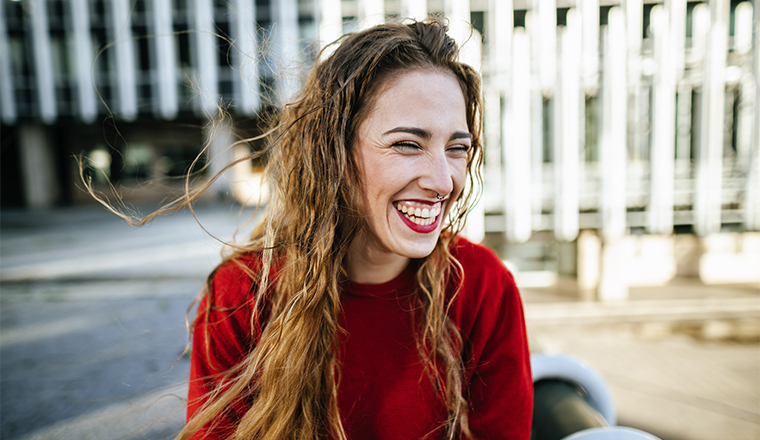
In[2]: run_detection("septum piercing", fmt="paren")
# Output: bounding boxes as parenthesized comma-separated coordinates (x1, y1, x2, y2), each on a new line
(436, 194, 444, 200)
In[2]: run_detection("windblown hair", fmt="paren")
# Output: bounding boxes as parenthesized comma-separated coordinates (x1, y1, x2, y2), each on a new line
(175, 19, 484, 440)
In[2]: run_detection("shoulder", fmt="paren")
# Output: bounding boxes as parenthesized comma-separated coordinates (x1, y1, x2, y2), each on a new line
(192, 252, 272, 359)
(207, 253, 264, 309)
(190, 254, 264, 376)
(448, 236, 515, 290)
(447, 239, 532, 438)
(446, 236, 521, 331)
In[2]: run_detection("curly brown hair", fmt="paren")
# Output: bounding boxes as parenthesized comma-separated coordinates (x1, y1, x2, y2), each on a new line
(174, 18, 484, 440)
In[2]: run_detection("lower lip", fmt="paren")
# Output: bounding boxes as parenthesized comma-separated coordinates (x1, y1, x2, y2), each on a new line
(395, 207, 442, 233)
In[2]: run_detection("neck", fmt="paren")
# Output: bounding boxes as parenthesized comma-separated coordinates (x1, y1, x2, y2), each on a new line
(345, 234, 410, 284)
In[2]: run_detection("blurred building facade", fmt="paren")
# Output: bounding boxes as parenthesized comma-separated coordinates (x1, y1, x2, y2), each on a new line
(1, 0, 758, 294)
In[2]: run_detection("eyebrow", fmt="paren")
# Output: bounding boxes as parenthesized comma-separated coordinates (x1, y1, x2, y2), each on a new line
(449, 131, 473, 141)
(383, 127, 472, 142)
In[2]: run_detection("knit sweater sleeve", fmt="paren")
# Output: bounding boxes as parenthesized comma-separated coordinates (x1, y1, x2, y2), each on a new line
(451, 239, 534, 439)
(186, 258, 257, 440)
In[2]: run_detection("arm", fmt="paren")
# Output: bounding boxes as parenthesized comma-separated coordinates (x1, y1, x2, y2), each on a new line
(465, 272, 533, 439)
(450, 240, 533, 439)
(186, 262, 257, 440)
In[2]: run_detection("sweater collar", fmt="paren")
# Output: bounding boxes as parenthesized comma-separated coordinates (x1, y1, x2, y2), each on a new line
(343, 262, 416, 298)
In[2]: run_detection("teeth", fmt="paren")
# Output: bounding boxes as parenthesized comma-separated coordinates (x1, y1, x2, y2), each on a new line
(394, 202, 442, 226)
(407, 215, 433, 225)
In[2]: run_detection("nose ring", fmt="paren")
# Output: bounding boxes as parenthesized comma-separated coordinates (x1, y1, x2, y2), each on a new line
(436, 194, 444, 201)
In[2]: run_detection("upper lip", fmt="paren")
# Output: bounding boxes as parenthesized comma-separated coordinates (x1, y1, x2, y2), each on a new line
(398, 198, 444, 205)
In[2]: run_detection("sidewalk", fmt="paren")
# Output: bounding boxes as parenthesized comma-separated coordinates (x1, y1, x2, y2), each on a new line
(529, 325, 759, 440)
(519, 277, 759, 440)
(519, 275, 760, 341)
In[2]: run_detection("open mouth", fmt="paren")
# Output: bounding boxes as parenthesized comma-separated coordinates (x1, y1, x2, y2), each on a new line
(393, 201, 442, 226)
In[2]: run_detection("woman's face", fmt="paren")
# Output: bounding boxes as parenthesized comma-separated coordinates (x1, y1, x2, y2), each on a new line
(353, 69, 471, 263)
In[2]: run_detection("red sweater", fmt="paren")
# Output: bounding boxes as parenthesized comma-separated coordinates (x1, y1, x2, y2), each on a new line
(187, 238, 533, 439)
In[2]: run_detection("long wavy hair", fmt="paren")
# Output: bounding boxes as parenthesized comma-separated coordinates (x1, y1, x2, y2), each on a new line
(174, 19, 484, 440)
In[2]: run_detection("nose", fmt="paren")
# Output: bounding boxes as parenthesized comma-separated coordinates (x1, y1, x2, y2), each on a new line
(418, 150, 454, 198)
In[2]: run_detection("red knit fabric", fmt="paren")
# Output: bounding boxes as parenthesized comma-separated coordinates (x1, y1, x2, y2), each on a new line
(187, 237, 533, 439)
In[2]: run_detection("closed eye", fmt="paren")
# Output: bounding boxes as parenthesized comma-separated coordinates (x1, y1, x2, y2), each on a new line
(447, 144, 471, 155)
(392, 141, 422, 151)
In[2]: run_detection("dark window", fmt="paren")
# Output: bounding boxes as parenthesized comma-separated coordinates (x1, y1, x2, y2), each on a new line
(514, 10, 527, 28)
(177, 31, 191, 67)
(160, 144, 207, 178)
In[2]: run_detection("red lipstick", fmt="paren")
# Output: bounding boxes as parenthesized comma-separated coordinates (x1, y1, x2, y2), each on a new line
(395, 204, 442, 233)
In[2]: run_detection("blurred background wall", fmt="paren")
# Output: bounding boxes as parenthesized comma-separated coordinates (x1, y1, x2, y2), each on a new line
(1, 0, 758, 296)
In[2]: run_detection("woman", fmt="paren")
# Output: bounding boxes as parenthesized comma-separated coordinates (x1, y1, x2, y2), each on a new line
(180, 19, 532, 440)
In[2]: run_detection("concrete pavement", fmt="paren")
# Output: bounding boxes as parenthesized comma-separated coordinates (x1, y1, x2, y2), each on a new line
(1, 205, 241, 439)
(519, 259, 760, 439)
(1, 205, 758, 439)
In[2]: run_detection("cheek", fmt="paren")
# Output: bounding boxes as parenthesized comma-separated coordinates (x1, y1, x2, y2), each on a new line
(359, 166, 395, 211)
(451, 161, 469, 194)
(355, 153, 381, 204)
(368, 161, 406, 194)
(361, 169, 383, 201)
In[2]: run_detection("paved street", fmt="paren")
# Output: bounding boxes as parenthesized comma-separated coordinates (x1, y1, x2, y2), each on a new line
(1, 205, 758, 439)
(1, 204, 247, 440)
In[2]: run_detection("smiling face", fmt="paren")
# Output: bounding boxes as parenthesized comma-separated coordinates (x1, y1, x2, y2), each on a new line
(347, 69, 471, 283)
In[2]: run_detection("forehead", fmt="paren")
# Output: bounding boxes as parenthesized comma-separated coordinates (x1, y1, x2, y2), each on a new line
(360, 69, 468, 132)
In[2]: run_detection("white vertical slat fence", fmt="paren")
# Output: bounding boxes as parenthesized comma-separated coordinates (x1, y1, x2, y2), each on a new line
(484, 0, 509, 216)
(580, 0, 598, 95)
(554, 10, 581, 243)
(358, 0, 385, 29)
(536, 0, 556, 96)
(69, 0, 97, 123)
(319, 0, 343, 51)
(152, 0, 179, 120)
(528, 10, 545, 234)
(504, 28, 532, 244)
(191, 0, 218, 116)
(401, 0, 428, 22)
(695, 0, 729, 235)
(649, 4, 676, 235)
(29, 0, 56, 123)
(231, 0, 260, 116)
(479, 0, 758, 242)
(750, 1, 760, 231)
(0, 1, 16, 124)
(110, 0, 137, 121)
(273, 0, 300, 103)
(600, 6, 627, 241)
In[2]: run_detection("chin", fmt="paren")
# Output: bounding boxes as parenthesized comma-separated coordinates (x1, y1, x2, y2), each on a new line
(399, 240, 439, 260)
